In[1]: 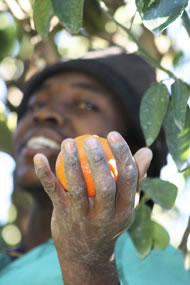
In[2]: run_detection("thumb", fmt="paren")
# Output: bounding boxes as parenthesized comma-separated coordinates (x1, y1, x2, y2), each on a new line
(134, 147, 153, 191)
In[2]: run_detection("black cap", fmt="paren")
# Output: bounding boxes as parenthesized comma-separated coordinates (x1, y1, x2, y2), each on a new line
(17, 46, 156, 121)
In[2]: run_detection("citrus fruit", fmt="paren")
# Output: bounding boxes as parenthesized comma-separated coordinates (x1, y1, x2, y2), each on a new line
(55, 134, 117, 197)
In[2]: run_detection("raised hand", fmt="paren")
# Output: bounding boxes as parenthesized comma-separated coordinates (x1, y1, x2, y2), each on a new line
(33, 131, 152, 284)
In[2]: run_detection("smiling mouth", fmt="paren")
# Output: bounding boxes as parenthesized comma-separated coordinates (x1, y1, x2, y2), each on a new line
(27, 136, 60, 150)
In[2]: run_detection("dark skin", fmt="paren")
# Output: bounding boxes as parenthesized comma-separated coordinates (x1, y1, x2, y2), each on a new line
(13, 72, 152, 284)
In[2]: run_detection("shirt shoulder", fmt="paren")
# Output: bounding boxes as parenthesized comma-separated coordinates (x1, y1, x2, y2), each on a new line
(0, 240, 63, 285)
(0, 253, 11, 270)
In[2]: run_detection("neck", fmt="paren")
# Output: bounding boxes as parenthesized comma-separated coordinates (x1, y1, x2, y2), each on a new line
(25, 193, 53, 252)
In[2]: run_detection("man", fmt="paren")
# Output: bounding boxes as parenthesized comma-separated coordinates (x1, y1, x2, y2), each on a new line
(0, 47, 189, 284)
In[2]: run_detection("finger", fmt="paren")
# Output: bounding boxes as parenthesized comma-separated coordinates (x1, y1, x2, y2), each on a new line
(134, 147, 153, 192)
(84, 137, 116, 220)
(61, 138, 88, 218)
(107, 131, 137, 220)
(33, 153, 68, 209)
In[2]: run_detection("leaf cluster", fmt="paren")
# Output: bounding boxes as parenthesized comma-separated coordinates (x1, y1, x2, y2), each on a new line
(33, 0, 84, 37)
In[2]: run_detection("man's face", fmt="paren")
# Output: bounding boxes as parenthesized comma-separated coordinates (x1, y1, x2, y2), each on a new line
(13, 72, 126, 189)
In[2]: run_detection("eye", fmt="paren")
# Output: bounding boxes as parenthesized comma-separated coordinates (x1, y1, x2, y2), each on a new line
(28, 101, 46, 112)
(77, 101, 99, 112)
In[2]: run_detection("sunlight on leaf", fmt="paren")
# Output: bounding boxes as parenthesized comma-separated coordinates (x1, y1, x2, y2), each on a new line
(52, 0, 84, 33)
(136, 0, 188, 35)
(142, 178, 177, 209)
(164, 102, 190, 169)
(172, 79, 190, 130)
(140, 83, 169, 146)
(33, 0, 54, 39)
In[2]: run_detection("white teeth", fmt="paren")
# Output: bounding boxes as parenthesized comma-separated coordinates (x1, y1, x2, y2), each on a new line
(27, 136, 60, 150)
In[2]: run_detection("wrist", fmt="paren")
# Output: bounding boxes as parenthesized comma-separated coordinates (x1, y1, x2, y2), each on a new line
(58, 255, 119, 285)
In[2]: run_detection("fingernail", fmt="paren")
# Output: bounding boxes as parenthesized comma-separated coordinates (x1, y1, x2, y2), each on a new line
(63, 140, 76, 153)
(33, 153, 47, 167)
(108, 132, 122, 144)
(33, 154, 48, 176)
(85, 137, 99, 149)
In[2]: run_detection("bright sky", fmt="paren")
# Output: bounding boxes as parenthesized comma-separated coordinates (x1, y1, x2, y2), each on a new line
(0, 78, 7, 102)
(0, 152, 15, 225)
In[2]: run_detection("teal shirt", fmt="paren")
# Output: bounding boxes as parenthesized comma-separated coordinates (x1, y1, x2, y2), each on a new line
(0, 233, 190, 284)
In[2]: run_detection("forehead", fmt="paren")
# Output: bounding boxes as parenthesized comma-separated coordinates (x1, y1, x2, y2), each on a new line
(35, 72, 112, 96)
(28, 71, 121, 110)
(26, 71, 127, 121)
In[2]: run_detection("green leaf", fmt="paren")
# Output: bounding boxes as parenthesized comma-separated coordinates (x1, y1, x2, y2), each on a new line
(182, 10, 190, 38)
(0, 12, 17, 61)
(33, 0, 54, 39)
(136, 0, 188, 36)
(172, 51, 184, 67)
(183, 165, 190, 180)
(152, 221, 170, 250)
(0, 118, 13, 155)
(142, 178, 177, 209)
(172, 80, 190, 130)
(128, 205, 152, 258)
(140, 83, 169, 146)
(52, 0, 84, 33)
(183, 106, 190, 159)
(163, 101, 190, 169)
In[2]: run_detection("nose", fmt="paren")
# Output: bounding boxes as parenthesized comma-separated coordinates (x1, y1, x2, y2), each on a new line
(33, 109, 64, 127)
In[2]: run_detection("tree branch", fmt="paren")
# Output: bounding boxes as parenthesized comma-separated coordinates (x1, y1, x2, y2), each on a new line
(179, 217, 190, 256)
(98, 0, 177, 80)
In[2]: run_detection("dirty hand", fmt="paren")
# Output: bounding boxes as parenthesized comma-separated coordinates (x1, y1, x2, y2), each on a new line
(33, 131, 152, 282)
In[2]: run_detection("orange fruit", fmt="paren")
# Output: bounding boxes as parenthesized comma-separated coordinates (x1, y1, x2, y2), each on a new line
(55, 134, 117, 197)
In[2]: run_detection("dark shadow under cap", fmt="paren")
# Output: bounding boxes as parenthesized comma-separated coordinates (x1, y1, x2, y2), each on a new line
(17, 46, 156, 121)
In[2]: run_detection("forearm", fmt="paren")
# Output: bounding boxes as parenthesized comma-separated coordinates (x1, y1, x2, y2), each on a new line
(58, 256, 119, 285)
